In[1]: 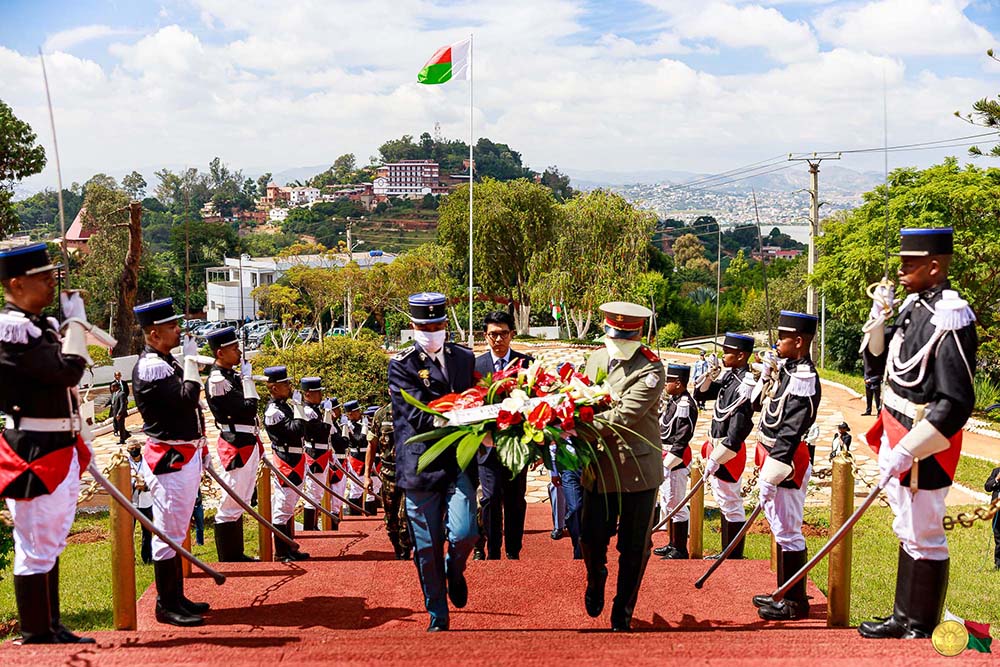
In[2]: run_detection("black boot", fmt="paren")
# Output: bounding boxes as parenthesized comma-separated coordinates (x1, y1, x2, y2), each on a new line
(758, 549, 810, 620)
(215, 521, 238, 562)
(274, 521, 291, 562)
(753, 543, 783, 608)
(47, 560, 95, 643)
(581, 543, 607, 618)
(174, 556, 210, 615)
(728, 520, 746, 560)
(233, 519, 257, 562)
(704, 518, 727, 560)
(286, 520, 310, 561)
(663, 521, 688, 559)
(364, 498, 378, 516)
(13, 573, 55, 644)
(859, 547, 911, 639)
(153, 558, 203, 627)
(902, 557, 948, 639)
(302, 508, 317, 531)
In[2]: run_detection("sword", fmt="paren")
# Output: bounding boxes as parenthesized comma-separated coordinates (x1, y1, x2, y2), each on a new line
(204, 462, 298, 549)
(305, 469, 370, 516)
(87, 460, 225, 585)
(651, 475, 706, 534)
(770, 484, 883, 602)
(260, 455, 341, 523)
(694, 502, 764, 589)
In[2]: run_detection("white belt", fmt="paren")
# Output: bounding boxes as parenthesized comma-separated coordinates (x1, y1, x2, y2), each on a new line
(307, 442, 329, 450)
(6, 416, 80, 432)
(883, 387, 924, 421)
(758, 434, 776, 446)
(227, 423, 258, 434)
(276, 446, 303, 454)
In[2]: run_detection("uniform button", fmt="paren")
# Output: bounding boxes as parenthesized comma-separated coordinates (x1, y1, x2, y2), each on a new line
(904, 319, 910, 325)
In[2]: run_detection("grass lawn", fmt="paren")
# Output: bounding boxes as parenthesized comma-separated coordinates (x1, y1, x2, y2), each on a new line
(3, 505, 998, 639)
(955, 455, 1000, 492)
(817, 368, 866, 395)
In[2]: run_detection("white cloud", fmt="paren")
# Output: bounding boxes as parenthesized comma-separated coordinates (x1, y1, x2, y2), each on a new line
(814, 0, 996, 56)
(43, 24, 135, 52)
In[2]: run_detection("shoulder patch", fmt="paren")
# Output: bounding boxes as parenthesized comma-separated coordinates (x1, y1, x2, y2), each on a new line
(207, 370, 232, 397)
(137, 354, 174, 382)
(644, 372, 660, 389)
(264, 404, 284, 426)
(787, 368, 818, 398)
(46, 316, 60, 331)
(0, 311, 42, 344)
(641, 346, 659, 362)
(675, 398, 690, 419)
(395, 346, 416, 361)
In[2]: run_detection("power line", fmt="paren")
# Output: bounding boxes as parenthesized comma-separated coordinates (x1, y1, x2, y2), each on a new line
(791, 131, 999, 157)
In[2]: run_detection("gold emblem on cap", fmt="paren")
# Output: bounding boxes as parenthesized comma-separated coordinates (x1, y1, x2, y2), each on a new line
(931, 619, 968, 657)
(616, 314, 624, 322)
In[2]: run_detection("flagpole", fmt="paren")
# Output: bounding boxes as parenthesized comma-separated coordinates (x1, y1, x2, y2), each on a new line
(467, 32, 475, 348)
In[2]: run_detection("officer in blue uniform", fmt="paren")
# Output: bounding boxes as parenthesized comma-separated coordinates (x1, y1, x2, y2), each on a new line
(388, 292, 478, 632)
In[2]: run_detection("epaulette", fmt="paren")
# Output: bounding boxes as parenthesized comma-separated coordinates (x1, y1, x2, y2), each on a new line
(787, 367, 818, 398)
(46, 316, 60, 331)
(137, 353, 174, 382)
(395, 346, 416, 360)
(640, 345, 659, 363)
(0, 311, 42, 344)
(931, 289, 976, 332)
(675, 396, 690, 418)
(264, 403, 284, 426)
(207, 370, 232, 397)
(738, 373, 756, 400)
(303, 405, 318, 421)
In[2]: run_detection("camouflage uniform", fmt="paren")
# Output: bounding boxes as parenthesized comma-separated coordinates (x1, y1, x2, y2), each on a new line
(368, 403, 411, 559)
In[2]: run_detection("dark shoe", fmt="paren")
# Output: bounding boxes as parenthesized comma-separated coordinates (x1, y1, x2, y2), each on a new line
(667, 521, 689, 559)
(174, 556, 210, 615)
(662, 547, 688, 560)
(153, 559, 203, 627)
(47, 561, 95, 644)
(584, 567, 607, 618)
(446, 566, 468, 609)
(758, 599, 809, 620)
(505, 552, 520, 560)
(472, 548, 485, 561)
(395, 548, 412, 560)
(551, 528, 564, 540)
(13, 572, 55, 644)
(611, 620, 632, 632)
(652, 544, 672, 557)
(752, 594, 774, 608)
(861, 411, 872, 416)
(427, 619, 449, 632)
(704, 552, 723, 561)
(858, 547, 911, 639)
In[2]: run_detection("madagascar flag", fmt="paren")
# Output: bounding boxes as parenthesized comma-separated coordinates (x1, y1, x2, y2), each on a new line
(418, 38, 471, 84)
(945, 610, 992, 653)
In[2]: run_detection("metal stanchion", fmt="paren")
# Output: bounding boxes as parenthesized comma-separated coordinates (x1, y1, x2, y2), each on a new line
(827, 454, 854, 627)
(110, 458, 137, 630)
(257, 465, 273, 561)
(181, 530, 192, 577)
(771, 534, 778, 572)
(321, 470, 333, 531)
(689, 466, 704, 559)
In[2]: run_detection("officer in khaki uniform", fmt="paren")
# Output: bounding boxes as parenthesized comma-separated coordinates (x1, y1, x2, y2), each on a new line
(581, 301, 665, 632)
(365, 403, 412, 560)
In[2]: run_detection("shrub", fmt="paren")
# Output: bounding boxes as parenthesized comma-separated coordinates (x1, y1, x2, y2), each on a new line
(656, 322, 684, 348)
(88, 345, 112, 367)
(824, 319, 863, 375)
(252, 337, 390, 407)
(974, 374, 1000, 412)
(355, 327, 381, 343)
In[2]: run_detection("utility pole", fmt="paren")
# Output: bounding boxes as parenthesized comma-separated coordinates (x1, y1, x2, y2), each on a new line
(787, 153, 840, 316)
(346, 219, 353, 333)
(185, 219, 191, 317)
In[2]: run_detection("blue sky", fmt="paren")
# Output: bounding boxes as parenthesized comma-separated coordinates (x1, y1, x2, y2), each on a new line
(3, 0, 1000, 191)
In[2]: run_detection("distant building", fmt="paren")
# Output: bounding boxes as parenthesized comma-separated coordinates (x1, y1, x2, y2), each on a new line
(373, 160, 450, 199)
(66, 207, 94, 254)
(204, 251, 397, 321)
(324, 183, 376, 211)
(752, 246, 802, 261)
(269, 208, 289, 222)
(256, 183, 321, 211)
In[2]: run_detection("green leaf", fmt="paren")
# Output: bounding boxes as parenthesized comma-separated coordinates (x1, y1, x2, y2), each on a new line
(416, 428, 469, 473)
(400, 389, 447, 418)
(455, 431, 487, 471)
(405, 426, 457, 444)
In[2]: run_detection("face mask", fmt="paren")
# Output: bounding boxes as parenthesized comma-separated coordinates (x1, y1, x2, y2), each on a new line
(604, 336, 641, 361)
(414, 329, 447, 354)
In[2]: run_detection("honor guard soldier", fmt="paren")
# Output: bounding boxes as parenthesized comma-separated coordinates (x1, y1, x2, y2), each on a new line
(0, 243, 95, 644)
(300, 376, 344, 531)
(342, 399, 376, 514)
(203, 326, 260, 562)
(132, 298, 211, 627)
(695, 332, 758, 560)
(388, 292, 478, 632)
(751, 311, 821, 622)
(262, 366, 310, 561)
(654, 364, 697, 559)
(581, 301, 665, 632)
(858, 227, 977, 640)
(323, 396, 350, 519)
(365, 402, 412, 559)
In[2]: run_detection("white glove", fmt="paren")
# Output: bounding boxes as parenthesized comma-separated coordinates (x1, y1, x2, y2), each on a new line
(60, 291, 88, 322)
(761, 351, 777, 380)
(292, 401, 306, 420)
(321, 398, 333, 411)
(183, 355, 201, 383)
(202, 448, 213, 469)
(242, 375, 260, 401)
(704, 459, 720, 477)
(871, 283, 895, 318)
(292, 390, 303, 405)
(879, 446, 913, 487)
(758, 480, 777, 505)
(240, 360, 253, 378)
(61, 321, 93, 364)
(182, 334, 199, 357)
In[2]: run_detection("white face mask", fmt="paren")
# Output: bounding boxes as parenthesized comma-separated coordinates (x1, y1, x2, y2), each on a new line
(414, 329, 447, 354)
(604, 336, 641, 361)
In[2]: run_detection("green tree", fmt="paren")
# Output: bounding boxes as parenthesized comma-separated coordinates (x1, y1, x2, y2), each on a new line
(743, 257, 806, 335)
(251, 283, 308, 326)
(672, 233, 707, 269)
(0, 100, 46, 238)
(540, 166, 575, 202)
(122, 171, 147, 200)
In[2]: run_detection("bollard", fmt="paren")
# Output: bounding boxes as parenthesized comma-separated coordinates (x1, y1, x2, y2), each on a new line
(771, 534, 778, 572)
(110, 458, 137, 630)
(181, 530, 192, 578)
(689, 466, 704, 559)
(827, 454, 854, 627)
(321, 471, 333, 531)
(257, 465, 273, 561)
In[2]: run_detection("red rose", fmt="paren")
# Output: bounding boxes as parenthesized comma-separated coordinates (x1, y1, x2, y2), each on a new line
(497, 409, 522, 430)
(578, 406, 595, 423)
(527, 402, 555, 429)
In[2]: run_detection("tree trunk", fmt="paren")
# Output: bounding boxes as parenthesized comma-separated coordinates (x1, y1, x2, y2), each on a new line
(112, 202, 143, 356)
(449, 305, 466, 343)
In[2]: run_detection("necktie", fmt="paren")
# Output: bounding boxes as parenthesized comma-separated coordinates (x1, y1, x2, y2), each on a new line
(495, 358, 504, 372)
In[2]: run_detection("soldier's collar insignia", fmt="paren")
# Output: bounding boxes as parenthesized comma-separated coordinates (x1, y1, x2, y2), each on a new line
(418, 369, 430, 380)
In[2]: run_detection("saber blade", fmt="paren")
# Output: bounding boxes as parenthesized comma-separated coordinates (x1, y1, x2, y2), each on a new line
(694, 502, 764, 589)
(261, 455, 340, 522)
(205, 463, 297, 548)
(651, 475, 705, 534)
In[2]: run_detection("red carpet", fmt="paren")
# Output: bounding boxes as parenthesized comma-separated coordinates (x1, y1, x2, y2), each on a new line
(2, 506, 991, 665)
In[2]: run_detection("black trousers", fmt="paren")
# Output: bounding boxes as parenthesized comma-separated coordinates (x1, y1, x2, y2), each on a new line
(477, 452, 528, 558)
(993, 513, 1000, 567)
(135, 505, 154, 563)
(865, 380, 882, 413)
(581, 487, 657, 623)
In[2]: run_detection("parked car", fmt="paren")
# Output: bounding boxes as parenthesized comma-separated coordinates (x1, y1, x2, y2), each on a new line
(325, 327, 349, 338)
(196, 319, 241, 344)
(184, 318, 207, 332)
(298, 326, 320, 342)
(241, 320, 275, 337)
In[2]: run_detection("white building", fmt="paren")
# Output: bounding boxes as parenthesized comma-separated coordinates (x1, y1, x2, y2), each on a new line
(269, 207, 289, 222)
(287, 186, 320, 206)
(204, 252, 397, 322)
(373, 160, 443, 199)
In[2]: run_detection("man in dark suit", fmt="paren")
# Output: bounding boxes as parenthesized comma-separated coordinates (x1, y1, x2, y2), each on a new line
(475, 310, 533, 560)
(388, 292, 478, 632)
(986, 466, 1000, 570)
(110, 371, 130, 444)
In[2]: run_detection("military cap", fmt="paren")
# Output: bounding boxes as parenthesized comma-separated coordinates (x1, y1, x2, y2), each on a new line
(264, 365, 290, 383)
(665, 363, 691, 383)
(599, 301, 652, 339)
(777, 310, 818, 336)
(327, 396, 340, 409)
(206, 326, 239, 351)
(134, 298, 183, 328)
(300, 376, 323, 391)
(837, 422, 850, 431)
(0, 242, 61, 281)
(722, 332, 755, 353)
(898, 227, 953, 257)
(364, 405, 379, 417)
(343, 399, 361, 412)
(408, 292, 448, 324)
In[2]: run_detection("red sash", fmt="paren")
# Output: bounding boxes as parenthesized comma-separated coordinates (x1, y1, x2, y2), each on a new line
(701, 439, 746, 483)
(216, 435, 259, 471)
(866, 409, 962, 483)
(144, 439, 199, 476)
(0, 434, 90, 499)
(277, 454, 305, 487)
(755, 440, 810, 489)
(306, 449, 331, 473)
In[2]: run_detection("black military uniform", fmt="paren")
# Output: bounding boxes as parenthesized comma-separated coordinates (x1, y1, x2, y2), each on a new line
(752, 311, 821, 622)
(654, 363, 697, 559)
(342, 399, 373, 514)
(203, 326, 260, 562)
(858, 227, 978, 640)
(0, 243, 94, 644)
(262, 365, 310, 562)
(300, 376, 345, 531)
(368, 402, 411, 559)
